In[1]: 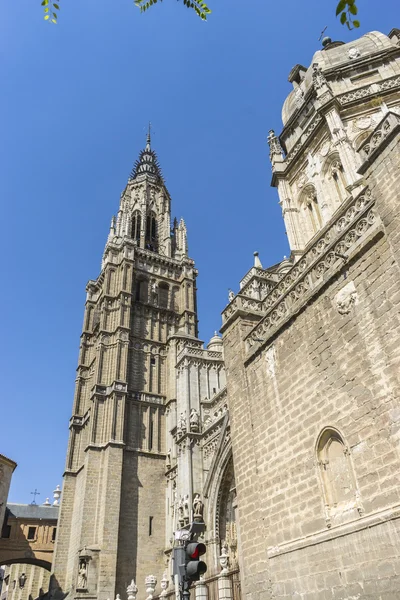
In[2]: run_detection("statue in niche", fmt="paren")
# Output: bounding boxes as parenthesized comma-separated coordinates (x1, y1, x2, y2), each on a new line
(178, 496, 185, 527)
(77, 560, 88, 590)
(183, 494, 190, 524)
(219, 541, 230, 575)
(189, 408, 200, 432)
(150, 280, 158, 304)
(193, 494, 204, 521)
(177, 412, 186, 437)
(166, 449, 171, 469)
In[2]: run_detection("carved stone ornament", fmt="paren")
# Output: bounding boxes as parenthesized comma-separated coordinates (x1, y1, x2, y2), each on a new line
(355, 116, 372, 130)
(160, 572, 169, 597)
(265, 345, 276, 378)
(145, 575, 157, 600)
(297, 172, 307, 190)
(335, 281, 358, 315)
(267, 130, 283, 161)
(189, 408, 200, 432)
(348, 46, 361, 59)
(319, 140, 331, 157)
(312, 63, 328, 89)
(127, 579, 138, 600)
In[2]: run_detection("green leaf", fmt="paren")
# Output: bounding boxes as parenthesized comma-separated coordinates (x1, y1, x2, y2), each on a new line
(44, 14, 50, 19)
(52, 11, 57, 17)
(349, 3, 357, 14)
(44, 7, 49, 12)
(53, 4, 60, 9)
(336, 0, 346, 16)
(346, 20, 352, 29)
(353, 19, 360, 27)
(51, 18, 57, 22)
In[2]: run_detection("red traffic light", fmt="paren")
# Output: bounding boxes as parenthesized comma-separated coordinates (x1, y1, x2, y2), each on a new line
(185, 542, 207, 582)
(186, 542, 206, 560)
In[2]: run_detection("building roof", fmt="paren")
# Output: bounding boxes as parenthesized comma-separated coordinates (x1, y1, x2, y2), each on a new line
(6, 503, 59, 521)
(0, 454, 17, 470)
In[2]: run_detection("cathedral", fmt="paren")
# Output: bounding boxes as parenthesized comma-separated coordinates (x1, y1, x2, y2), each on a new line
(51, 28, 400, 600)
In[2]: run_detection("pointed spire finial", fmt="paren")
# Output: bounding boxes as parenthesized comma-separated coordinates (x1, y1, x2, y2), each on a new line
(146, 122, 152, 150)
(254, 251, 263, 269)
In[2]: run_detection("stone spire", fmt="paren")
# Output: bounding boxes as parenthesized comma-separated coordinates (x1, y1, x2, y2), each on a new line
(129, 131, 164, 184)
(254, 251, 263, 269)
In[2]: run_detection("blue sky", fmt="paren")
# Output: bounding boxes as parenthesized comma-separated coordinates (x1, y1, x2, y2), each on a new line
(1, 0, 397, 503)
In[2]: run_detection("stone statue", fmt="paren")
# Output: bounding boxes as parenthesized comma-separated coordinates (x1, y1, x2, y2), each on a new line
(228, 289, 235, 302)
(77, 561, 87, 590)
(177, 412, 186, 436)
(183, 494, 190, 524)
(178, 496, 184, 527)
(189, 408, 200, 432)
(219, 541, 230, 575)
(166, 449, 171, 469)
(193, 494, 204, 521)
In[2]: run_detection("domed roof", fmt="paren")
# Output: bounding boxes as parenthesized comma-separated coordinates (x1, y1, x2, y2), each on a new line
(281, 31, 396, 126)
(207, 331, 223, 352)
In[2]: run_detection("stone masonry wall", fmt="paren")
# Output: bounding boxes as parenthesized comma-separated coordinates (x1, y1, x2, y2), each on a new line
(223, 139, 400, 599)
(116, 451, 166, 600)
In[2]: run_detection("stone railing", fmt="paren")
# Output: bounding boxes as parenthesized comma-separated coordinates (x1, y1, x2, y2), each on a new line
(222, 295, 265, 326)
(245, 189, 378, 355)
(338, 74, 400, 106)
(239, 266, 274, 288)
(131, 391, 165, 405)
(285, 114, 323, 165)
(358, 111, 400, 172)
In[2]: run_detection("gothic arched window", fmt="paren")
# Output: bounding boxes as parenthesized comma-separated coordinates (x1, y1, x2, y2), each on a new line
(300, 186, 322, 238)
(322, 154, 347, 207)
(131, 211, 141, 244)
(317, 428, 363, 528)
(145, 212, 158, 252)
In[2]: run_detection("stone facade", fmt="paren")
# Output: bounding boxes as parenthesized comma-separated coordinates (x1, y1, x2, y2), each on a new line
(52, 135, 237, 600)
(222, 28, 400, 600)
(54, 28, 400, 600)
(0, 501, 59, 600)
(0, 456, 17, 534)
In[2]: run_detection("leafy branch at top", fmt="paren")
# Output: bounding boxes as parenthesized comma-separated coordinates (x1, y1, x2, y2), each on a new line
(336, 0, 360, 29)
(41, 0, 60, 22)
(134, 0, 211, 20)
(40, 0, 361, 27)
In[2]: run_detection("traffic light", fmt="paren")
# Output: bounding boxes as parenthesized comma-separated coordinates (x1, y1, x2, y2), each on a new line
(184, 541, 207, 583)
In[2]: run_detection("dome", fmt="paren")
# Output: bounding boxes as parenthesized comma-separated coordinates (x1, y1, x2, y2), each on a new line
(207, 331, 223, 352)
(281, 30, 396, 126)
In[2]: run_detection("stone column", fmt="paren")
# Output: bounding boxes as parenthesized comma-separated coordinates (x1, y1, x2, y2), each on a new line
(218, 545, 233, 600)
(194, 578, 208, 600)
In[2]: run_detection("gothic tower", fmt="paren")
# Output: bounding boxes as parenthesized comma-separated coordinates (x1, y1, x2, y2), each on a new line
(52, 134, 198, 600)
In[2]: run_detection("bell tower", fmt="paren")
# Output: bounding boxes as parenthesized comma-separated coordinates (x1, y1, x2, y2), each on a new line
(52, 134, 198, 600)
